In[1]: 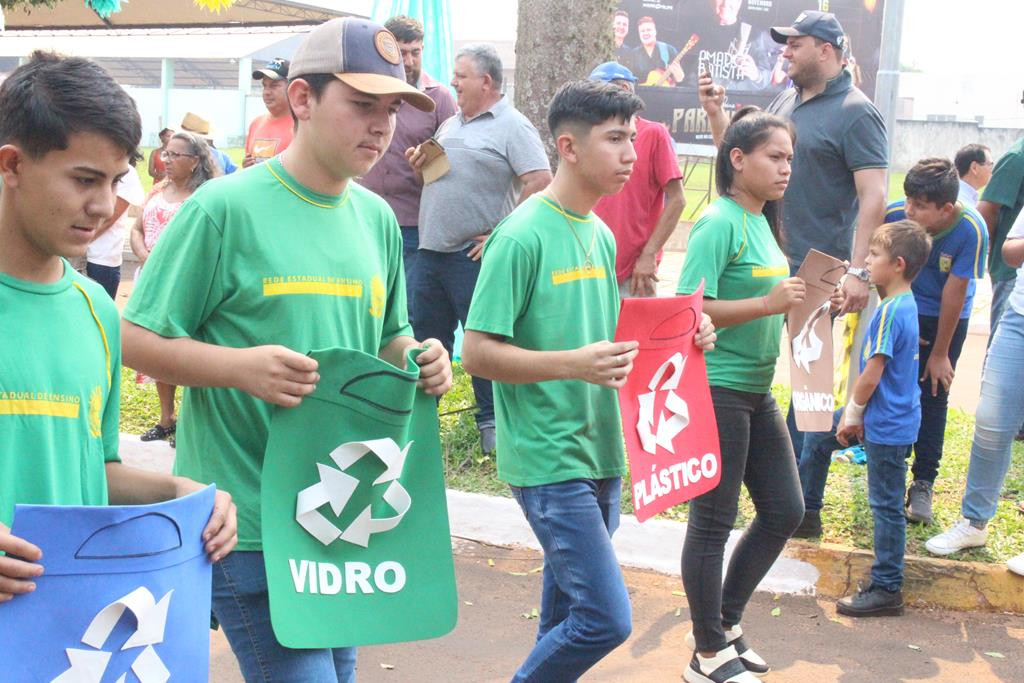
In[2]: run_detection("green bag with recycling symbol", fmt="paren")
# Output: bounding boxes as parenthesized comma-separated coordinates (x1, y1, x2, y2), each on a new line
(261, 346, 457, 648)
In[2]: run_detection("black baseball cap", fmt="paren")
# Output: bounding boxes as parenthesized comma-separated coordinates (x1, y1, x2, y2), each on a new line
(771, 11, 846, 49)
(253, 57, 289, 81)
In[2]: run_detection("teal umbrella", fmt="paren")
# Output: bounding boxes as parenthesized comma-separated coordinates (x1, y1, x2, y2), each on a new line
(372, 0, 453, 89)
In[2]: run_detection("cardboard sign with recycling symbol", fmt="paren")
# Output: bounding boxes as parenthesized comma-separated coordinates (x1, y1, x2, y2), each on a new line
(615, 285, 721, 522)
(261, 347, 457, 648)
(0, 487, 215, 682)
(787, 249, 848, 431)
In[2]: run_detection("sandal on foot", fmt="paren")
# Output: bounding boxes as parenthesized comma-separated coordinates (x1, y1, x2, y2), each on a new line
(141, 422, 176, 442)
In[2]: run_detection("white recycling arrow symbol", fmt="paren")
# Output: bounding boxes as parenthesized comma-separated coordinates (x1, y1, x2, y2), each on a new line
(792, 299, 831, 373)
(637, 352, 691, 455)
(52, 586, 172, 683)
(296, 438, 413, 548)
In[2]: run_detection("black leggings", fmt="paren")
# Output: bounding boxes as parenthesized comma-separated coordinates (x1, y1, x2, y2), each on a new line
(682, 386, 804, 652)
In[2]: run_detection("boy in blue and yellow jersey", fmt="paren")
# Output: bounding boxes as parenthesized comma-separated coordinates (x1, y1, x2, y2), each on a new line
(885, 158, 988, 524)
(834, 220, 932, 617)
(0, 53, 236, 605)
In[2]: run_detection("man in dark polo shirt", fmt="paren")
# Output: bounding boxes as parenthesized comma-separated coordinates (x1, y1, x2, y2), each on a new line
(358, 15, 456, 327)
(698, 10, 889, 465)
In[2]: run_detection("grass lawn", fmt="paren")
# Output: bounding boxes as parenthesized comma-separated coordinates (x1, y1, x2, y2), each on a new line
(120, 365, 1024, 564)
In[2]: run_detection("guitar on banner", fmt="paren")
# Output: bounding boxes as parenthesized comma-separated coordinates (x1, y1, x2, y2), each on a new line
(642, 33, 700, 88)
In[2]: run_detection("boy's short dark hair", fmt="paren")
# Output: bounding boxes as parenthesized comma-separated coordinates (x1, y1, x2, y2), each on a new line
(547, 80, 643, 138)
(903, 157, 959, 207)
(0, 50, 141, 162)
(384, 15, 424, 43)
(954, 143, 990, 178)
(870, 219, 932, 281)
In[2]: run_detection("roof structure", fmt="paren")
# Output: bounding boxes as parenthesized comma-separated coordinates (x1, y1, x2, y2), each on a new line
(3, 0, 357, 30)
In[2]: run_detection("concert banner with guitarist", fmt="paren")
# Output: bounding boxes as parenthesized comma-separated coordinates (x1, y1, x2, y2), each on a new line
(612, 0, 885, 146)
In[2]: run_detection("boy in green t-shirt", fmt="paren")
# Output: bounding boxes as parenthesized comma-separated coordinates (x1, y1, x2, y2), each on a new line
(463, 80, 714, 681)
(121, 18, 451, 681)
(0, 53, 237, 603)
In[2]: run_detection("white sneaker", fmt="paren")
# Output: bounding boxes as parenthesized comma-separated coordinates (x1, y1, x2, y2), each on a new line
(924, 518, 988, 556)
(1008, 551, 1024, 576)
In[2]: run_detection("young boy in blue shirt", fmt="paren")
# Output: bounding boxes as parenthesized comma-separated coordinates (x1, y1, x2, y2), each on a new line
(885, 158, 988, 524)
(834, 219, 932, 616)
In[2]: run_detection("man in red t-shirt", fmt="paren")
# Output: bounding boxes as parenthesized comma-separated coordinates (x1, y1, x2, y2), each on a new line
(244, 57, 294, 167)
(591, 62, 685, 297)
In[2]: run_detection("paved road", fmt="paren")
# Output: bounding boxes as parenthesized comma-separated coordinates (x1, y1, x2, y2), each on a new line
(210, 539, 1023, 682)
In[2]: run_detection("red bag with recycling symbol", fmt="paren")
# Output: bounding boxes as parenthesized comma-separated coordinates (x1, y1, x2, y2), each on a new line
(614, 284, 721, 522)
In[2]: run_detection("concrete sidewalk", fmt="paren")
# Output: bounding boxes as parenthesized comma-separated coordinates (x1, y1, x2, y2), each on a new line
(119, 436, 1023, 681)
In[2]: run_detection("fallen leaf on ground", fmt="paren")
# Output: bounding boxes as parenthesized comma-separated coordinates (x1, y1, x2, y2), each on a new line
(672, 590, 686, 597)
(487, 559, 495, 567)
(985, 652, 1005, 659)
(770, 607, 781, 617)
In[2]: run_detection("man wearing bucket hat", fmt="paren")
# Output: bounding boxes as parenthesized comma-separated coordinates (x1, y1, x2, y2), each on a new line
(245, 57, 294, 168)
(122, 18, 451, 680)
(589, 61, 685, 298)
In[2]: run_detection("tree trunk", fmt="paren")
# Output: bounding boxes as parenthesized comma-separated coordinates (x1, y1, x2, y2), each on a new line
(515, 0, 617, 162)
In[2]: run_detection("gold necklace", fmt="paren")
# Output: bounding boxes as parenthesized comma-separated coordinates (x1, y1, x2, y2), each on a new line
(546, 188, 597, 270)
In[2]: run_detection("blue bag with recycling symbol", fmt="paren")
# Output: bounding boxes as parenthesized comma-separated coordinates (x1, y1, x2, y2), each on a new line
(0, 486, 215, 682)
(261, 346, 457, 648)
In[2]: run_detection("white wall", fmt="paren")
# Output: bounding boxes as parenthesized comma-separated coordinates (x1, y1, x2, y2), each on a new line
(891, 119, 1024, 172)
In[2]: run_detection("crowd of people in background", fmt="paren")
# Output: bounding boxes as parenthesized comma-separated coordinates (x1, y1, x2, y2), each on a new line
(1, 8, 1023, 683)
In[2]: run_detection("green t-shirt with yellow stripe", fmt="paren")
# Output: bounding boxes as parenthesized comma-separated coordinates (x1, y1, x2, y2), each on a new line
(466, 195, 627, 487)
(677, 197, 789, 394)
(0, 263, 121, 527)
(124, 157, 411, 549)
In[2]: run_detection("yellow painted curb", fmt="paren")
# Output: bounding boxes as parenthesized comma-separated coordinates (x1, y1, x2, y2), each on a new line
(786, 540, 1024, 614)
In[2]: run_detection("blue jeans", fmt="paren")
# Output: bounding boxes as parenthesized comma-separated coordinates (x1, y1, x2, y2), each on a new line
(798, 410, 844, 513)
(413, 247, 494, 429)
(912, 315, 969, 483)
(962, 307, 1024, 522)
(509, 478, 632, 682)
(212, 551, 356, 682)
(86, 261, 120, 299)
(400, 226, 420, 329)
(989, 277, 1014, 344)
(865, 441, 912, 591)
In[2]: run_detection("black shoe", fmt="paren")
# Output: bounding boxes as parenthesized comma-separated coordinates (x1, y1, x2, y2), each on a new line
(791, 509, 822, 539)
(683, 646, 760, 682)
(837, 584, 904, 617)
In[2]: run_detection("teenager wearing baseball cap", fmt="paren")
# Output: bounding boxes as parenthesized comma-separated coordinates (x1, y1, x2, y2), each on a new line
(122, 18, 450, 680)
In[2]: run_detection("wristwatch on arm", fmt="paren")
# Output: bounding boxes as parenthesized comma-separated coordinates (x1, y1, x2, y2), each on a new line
(847, 267, 870, 283)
